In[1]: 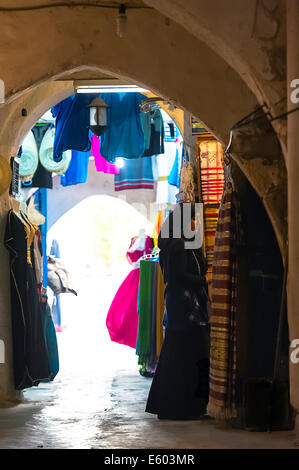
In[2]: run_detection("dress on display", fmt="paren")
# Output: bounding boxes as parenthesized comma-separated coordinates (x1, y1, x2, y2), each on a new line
(4, 210, 51, 390)
(106, 235, 153, 349)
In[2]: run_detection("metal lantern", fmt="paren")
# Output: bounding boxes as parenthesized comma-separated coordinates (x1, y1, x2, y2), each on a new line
(88, 97, 109, 137)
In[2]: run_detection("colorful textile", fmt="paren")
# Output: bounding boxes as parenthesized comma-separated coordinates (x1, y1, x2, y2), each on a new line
(106, 237, 153, 349)
(156, 263, 165, 358)
(100, 92, 145, 162)
(203, 204, 220, 279)
(136, 260, 156, 369)
(168, 148, 180, 188)
(126, 235, 153, 265)
(106, 268, 140, 349)
(207, 180, 238, 419)
(149, 261, 158, 367)
(91, 135, 120, 175)
(114, 156, 154, 191)
(200, 141, 224, 204)
(152, 211, 164, 247)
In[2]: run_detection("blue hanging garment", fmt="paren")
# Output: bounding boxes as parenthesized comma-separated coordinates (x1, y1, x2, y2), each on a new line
(114, 157, 154, 191)
(168, 148, 180, 188)
(60, 148, 90, 187)
(100, 93, 146, 163)
(51, 94, 97, 162)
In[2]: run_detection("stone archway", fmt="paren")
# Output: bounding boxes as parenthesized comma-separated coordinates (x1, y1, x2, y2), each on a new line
(0, 2, 288, 405)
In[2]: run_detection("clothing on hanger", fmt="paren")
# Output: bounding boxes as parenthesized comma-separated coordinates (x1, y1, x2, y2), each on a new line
(199, 141, 225, 204)
(21, 124, 53, 189)
(51, 93, 97, 162)
(4, 209, 51, 389)
(60, 148, 90, 187)
(106, 235, 153, 349)
(208, 178, 239, 420)
(40, 300, 59, 381)
(142, 108, 165, 157)
(114, 156, 154, 191)
(91, 135, 120, 175)
(100, 92, 146, 163)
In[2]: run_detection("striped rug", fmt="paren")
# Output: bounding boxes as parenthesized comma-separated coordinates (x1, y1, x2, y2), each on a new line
(199, 141, 224, 204)
(207, 181, 238, 420)
(203, 204, 220, 280)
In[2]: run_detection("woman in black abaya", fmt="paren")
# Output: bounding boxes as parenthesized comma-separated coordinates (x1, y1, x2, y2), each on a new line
(145, 203, 210, 420)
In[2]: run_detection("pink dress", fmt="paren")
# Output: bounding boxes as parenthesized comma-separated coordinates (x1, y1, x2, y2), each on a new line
(106, 236, 153, 349)
(91, 135, 120, 175)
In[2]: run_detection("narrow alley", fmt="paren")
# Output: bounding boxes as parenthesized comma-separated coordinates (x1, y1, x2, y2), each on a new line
(0, 0, 299, 456)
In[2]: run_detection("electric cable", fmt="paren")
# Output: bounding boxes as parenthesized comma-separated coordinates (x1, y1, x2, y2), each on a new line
(0, 2, 153, 13)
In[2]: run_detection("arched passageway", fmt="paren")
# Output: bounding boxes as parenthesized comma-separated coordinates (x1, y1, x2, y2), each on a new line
(0, 0, 297, 446)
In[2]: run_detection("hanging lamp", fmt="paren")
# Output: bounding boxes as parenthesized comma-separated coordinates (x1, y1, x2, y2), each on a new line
(88, 97, 109, 137)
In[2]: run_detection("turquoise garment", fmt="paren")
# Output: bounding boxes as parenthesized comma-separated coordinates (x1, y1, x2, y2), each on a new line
(168, 148, 180, 188)
(100, 93, 146, 163)
(41, 302, 59, 381)
(141, 113, 151, 151)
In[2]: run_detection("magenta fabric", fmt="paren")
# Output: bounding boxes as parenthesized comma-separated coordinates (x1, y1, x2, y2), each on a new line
(126, 236, 153, 265)
(106, 268, 140, 349)
(91, 135, 120, 175)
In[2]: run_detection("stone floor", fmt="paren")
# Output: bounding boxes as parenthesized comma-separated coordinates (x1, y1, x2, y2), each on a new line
(0, 273, 297, 449)
(0, 370, 297, 449)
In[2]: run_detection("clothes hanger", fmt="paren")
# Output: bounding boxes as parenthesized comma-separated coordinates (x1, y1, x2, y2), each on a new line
(139, 252, 159, 261)
(132, 253, 159, 270)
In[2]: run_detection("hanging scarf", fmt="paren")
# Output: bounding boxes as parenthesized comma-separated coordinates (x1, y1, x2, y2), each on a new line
(207, 176, 240, 420)
(136, 259, 156, 369)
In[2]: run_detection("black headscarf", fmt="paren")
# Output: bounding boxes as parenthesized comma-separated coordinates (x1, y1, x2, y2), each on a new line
(158, 203, 207, 282)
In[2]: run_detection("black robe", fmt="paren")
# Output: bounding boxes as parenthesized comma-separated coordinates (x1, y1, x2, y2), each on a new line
(146, 205, 210, 419)
(4, 210, 50, 390)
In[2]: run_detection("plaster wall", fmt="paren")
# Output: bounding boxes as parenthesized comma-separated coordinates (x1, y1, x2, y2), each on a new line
(144, 0, 287, 149)
(48, 160, 158, 230)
